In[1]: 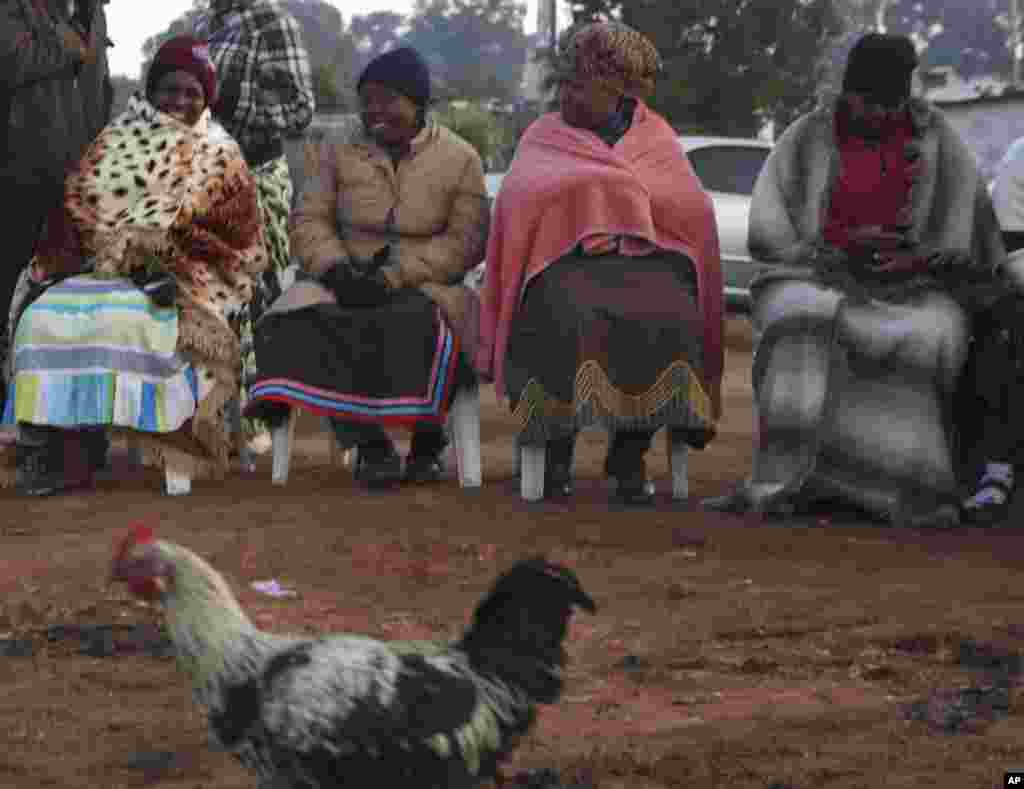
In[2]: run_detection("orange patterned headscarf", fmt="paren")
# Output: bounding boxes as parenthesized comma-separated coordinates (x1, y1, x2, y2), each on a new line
(556, 21, 662, 98)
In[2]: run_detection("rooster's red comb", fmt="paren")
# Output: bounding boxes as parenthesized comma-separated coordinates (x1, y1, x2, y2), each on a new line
(114, 522, 156, 563)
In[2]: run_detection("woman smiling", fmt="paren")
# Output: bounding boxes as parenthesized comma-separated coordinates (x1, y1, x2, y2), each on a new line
(246, 47, 488, 488)
(4, 36, 267, 495)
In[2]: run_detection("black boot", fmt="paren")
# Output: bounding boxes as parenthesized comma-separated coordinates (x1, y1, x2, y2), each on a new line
(544, 434, 576, 498)
(330, 419, 402, 488)
(605, 430, 656, 507)
(16, 425, 62, 497)
(404, 422, 448, 483)
(82, 428, 110, 472)
(354, 439, 402, 487)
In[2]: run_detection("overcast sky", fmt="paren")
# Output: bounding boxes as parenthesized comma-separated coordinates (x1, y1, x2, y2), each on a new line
(106, 0, 555, 78)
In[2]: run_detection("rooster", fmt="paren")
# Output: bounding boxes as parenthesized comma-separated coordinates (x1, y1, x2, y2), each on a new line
(109, 524, 596, 788)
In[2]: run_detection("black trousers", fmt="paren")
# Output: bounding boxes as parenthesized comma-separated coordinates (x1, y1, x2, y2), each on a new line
(329, 419, 447, 459)
(956, 300, 1024, 475)
(546, 428, 657, 474)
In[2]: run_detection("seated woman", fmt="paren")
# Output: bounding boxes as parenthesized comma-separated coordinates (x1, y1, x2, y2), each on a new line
(3, 36, 267, 495)
(244, 47, 488, 487)
(476, 21, 724, 506)
(704, 33, 1006, 527)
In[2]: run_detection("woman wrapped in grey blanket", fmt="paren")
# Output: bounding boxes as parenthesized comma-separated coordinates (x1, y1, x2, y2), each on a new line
(703, 33, 1011, 528)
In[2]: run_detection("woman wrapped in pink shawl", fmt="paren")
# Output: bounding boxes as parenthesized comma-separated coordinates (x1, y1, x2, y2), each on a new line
(476, 21, 724, 506)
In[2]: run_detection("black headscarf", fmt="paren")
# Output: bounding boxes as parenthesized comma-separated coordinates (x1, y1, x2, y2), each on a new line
(841, 33, 919, 107)
(357, 47, 432, 108)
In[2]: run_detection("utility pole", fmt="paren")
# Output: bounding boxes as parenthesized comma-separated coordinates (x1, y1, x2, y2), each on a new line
(540, 0, 558, 51)
(874, 0, 890, 33)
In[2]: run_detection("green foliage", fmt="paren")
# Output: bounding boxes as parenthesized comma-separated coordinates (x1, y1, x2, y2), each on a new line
(435, 102, 514, 170)
(349, 11, 406, 74)
(312, 63, 345, 110)
(404, 0, 529, 103)
(139, 0, 358, 109)
(139, 0, 528, 111)
(558, 0, 845, 137)
(832, 0, 1013, 80)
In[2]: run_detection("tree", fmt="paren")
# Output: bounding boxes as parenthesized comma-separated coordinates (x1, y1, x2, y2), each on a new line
(404, 0, 529, 103)
(349, 11, 406, 73)
(434, 101, 513, 168)
(561, 0, 844, 137)
(140, 3, 206, 80)
(833, 0, 1014, 80)
(139, 0, 362, 110)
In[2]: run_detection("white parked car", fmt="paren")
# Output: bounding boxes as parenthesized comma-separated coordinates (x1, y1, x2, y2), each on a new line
(479, 136, 773, 311)
(680, 136, 772, 311)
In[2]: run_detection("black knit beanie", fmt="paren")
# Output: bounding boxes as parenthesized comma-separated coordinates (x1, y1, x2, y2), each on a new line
(357, 47, 432, 107)
(842, 33, 918, 106)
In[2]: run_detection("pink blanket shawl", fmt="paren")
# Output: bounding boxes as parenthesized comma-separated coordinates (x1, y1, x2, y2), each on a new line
(475, 103, 724, 415)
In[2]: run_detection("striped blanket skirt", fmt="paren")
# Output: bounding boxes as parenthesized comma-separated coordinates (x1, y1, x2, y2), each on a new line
(3, 276, 204, 432)
(245, 287, 465, 427)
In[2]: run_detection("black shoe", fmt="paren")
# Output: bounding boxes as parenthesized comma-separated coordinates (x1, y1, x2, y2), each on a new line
(404, 453, 444, 483)
(16, 441, 62, 497)
(83, 430, 110, 471)
(544, 463, 574, 498)
(354, 444, 402, 488)
(605, 454, 654, 508)
(612, 474, 656, 507)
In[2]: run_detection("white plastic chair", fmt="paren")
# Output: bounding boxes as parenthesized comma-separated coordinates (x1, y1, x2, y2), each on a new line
(270, 383, 482, 488)
(140, 394, 251, 496)
(518, 427, 690, 502)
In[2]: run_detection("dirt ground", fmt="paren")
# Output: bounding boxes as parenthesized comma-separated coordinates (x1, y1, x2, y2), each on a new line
(2, 318, 1024, 789)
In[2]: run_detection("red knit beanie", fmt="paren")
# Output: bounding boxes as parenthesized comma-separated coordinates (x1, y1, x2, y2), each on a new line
(146, 35, 219, 108)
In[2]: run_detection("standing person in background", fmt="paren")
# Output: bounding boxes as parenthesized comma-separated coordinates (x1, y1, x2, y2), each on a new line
(0, 0, 109, 414)
(194, 0, 315, 445)
(72, 0, 113, 144)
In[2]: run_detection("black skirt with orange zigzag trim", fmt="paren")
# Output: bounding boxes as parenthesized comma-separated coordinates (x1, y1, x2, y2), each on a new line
(504, 251, 716, 447)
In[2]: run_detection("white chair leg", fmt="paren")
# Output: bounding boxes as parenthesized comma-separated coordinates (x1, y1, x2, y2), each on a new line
(271, 407, 296, 485)
(520, 444, 545, 502)
(449, 385, 482, 488)
(667, 429, 689, 501)
(228, 397, 255, 473)
(164, 457, 192, 496)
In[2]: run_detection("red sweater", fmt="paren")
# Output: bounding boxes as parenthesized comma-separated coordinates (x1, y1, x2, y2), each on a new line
(823, 108, 917, 249)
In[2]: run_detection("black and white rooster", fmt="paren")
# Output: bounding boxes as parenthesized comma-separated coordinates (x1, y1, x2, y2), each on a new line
(109, 524, 596, 788)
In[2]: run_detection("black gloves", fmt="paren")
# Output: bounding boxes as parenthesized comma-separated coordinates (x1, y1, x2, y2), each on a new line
(130, 268, 176, 308)
(321, 246, 394, 309)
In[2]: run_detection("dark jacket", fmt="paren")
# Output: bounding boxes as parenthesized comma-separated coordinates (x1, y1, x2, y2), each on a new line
(1, 0, 110, 193)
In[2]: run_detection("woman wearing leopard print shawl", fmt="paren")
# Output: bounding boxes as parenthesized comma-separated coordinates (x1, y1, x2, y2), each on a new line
(3, 36, 267, 495)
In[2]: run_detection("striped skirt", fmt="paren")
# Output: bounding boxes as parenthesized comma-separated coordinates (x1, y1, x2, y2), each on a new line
(3, 275, 206, 431)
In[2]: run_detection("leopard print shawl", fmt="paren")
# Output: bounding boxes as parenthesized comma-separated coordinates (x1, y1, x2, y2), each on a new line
(63, 94, 269, 366)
